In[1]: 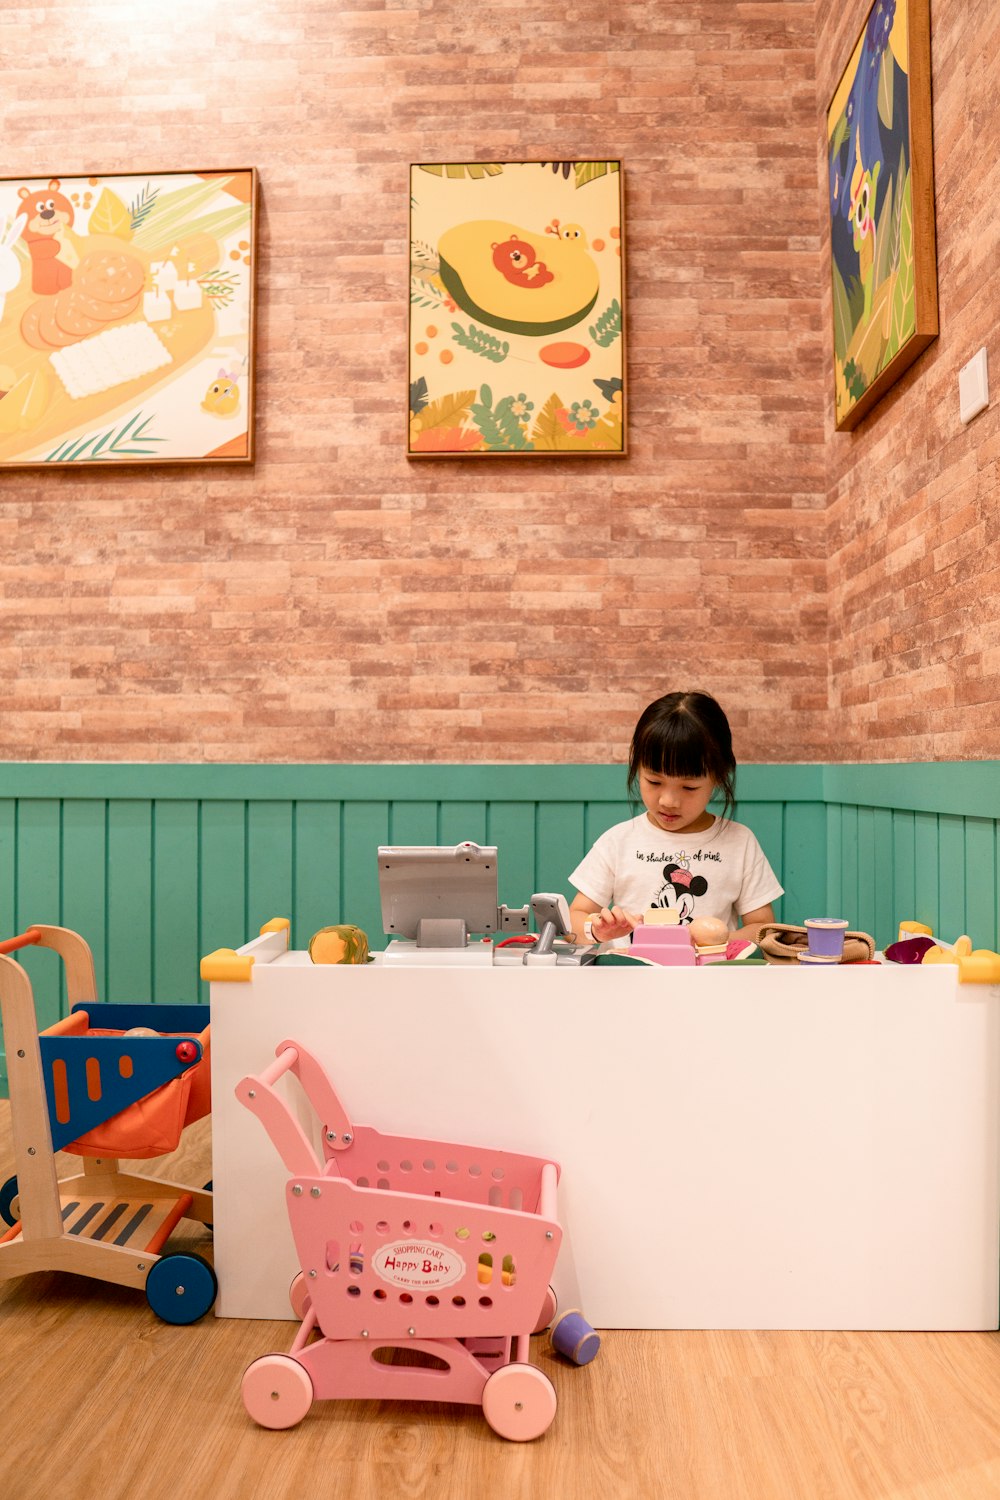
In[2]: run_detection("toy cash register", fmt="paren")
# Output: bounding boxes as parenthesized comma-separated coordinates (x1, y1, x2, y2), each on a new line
(377, 842, 530, 966)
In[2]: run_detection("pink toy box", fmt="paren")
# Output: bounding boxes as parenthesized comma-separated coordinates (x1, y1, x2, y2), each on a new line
(627, 924, 755, 967)
(237, 1039, 565, 1441)
(629, 924, 697, 966)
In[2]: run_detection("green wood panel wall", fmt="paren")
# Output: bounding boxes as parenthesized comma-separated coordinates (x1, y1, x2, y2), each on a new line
(2, 760, 998, 1094)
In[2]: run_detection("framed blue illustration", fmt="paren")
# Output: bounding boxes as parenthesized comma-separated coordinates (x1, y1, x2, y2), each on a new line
(826, 0, 938, 430)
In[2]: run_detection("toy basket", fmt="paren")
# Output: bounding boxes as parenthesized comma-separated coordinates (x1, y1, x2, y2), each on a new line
(238, 1038, 564, 1440)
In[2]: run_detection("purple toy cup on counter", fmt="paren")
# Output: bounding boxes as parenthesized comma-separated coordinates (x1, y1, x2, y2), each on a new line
(805, 918, 849, 959)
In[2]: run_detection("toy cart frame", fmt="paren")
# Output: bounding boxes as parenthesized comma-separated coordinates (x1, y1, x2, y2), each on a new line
(239, 1038, 564, 1440)
(0, 925, 216, 1323)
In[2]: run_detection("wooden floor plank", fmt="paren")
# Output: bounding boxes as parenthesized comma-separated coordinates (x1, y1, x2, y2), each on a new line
(2, 1102, 1000, 1500)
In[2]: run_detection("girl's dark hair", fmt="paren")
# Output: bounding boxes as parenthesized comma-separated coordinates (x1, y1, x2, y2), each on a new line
(627, 691, 737, 822)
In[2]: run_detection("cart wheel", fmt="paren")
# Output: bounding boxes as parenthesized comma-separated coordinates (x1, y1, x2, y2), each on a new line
(289, 1272, 312, 1321)
(242, 1354, 314, 1430)
(145, 1252, 218, 1325)
(482, 1363, 557, 1441)
(0, 1175, 19, 1228)
(532, 1284, 558, 1335)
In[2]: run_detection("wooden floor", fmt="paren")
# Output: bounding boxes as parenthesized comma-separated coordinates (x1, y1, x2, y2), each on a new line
(3, 1103, 1000, 1500)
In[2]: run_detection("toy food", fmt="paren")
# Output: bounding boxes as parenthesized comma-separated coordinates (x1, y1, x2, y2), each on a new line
(922, 936, 972, 966)
(898, 921, 933, 942)
(122, 1026, 160, 1037)
(689, 916, 729, 948)
(308, 924, 373, 965)
(884, 936, 935, 964)
(921, 945, 959, 965)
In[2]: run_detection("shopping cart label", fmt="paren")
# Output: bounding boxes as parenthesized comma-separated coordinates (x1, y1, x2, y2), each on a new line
(373, 1240, 466, 1290)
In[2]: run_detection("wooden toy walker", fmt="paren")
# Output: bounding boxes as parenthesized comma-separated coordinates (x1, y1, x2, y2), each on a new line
(0, 925, 216, 1323)
(238, 1038, 564, 1440)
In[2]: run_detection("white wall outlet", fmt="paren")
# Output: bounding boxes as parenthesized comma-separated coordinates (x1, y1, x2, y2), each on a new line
(959, 347, 989, 424)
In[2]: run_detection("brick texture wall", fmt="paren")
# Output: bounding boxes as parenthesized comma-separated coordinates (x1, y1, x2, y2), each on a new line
(11, 1, 987, 768)
(817, 0, 1000, 760)
(0, 0, 828, 765)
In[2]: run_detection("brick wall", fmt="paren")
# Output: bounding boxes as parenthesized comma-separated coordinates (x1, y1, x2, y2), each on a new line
(817, 0, 1000, 760)
(10, 5, 997, 769)
(2, 1, 918, 768)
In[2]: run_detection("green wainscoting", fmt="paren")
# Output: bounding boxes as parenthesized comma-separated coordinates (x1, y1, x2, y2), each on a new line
(1, 761, 997, 1095)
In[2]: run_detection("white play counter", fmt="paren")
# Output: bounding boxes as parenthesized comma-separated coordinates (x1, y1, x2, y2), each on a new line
(209, 931, 1000, 1330)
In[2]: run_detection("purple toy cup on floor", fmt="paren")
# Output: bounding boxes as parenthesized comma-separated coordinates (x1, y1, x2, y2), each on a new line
(805, 919, 849, 958)
(550, 1308, 600, 1366)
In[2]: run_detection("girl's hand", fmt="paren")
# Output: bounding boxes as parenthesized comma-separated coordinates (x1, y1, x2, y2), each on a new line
(589, 905, 639, 941)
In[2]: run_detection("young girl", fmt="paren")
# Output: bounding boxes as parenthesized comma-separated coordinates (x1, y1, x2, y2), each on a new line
(569, 691, 782, 945)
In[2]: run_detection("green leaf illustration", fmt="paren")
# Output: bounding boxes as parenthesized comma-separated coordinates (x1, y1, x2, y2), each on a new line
(492, 395, 532, 450)
(877, 49, 895, 130)
(411, 389, 476, 435)
(529, 393, 576, 451)
(411, 275, 448, 309)
(128, 181, 159, 232)
(589, 299, 622, 347)
(131, 176, 235, 248)
(574, 162, 620, 189)
(873, 173, 897, 293)
(410, 239, 439, 274)
(832, 260, 853, 364)
(46, 411, 167, 463)
(418, 164, 504, 179)
(470, 387, 533, 450)
(829, 112, 849, 159)
(885, 167, 915, 362)
(451, 321, 510, 363)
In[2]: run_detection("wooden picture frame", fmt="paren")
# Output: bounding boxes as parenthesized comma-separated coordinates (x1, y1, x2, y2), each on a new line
(408, 161, 626, 456)
(826, 0, 937, 431)
(0, 168, 257, 466)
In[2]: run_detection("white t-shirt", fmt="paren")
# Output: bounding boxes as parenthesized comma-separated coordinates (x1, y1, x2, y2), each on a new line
(569, 814, 783, 929)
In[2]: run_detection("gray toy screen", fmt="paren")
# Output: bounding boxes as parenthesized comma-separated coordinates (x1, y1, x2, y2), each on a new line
(377, 843, 500, 938)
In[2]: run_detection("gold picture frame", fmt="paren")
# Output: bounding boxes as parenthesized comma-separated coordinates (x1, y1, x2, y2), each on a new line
(0, 167, 257, 466)
(408, 161, 626, 456)
(826, 0, 938, 431)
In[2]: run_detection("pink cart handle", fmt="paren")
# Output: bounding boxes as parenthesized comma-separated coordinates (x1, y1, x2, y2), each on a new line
(236, 1039, 359, 1175)
(257, 1044, 300, 1088)
(276, 1036, 356, 1149)
(235, 1044, 322, 1177)
(539, 1161, 558, 1223)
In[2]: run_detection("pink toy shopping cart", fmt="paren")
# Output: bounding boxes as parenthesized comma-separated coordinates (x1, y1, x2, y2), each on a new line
(237, 1039, 564, 1441)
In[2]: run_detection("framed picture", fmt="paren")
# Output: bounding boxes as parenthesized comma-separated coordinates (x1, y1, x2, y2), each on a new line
(408, 161, 625, 456)
(0, 168, 257, 466)
(826, 0, 937, 431)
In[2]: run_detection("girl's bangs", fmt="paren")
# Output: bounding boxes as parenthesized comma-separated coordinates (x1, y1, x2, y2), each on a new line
(638, 722, 708, 781)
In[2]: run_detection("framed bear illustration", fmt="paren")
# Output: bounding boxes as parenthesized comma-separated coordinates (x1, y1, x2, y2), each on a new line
(408, 161, 626, 456)
(0, 167, 257, 466)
